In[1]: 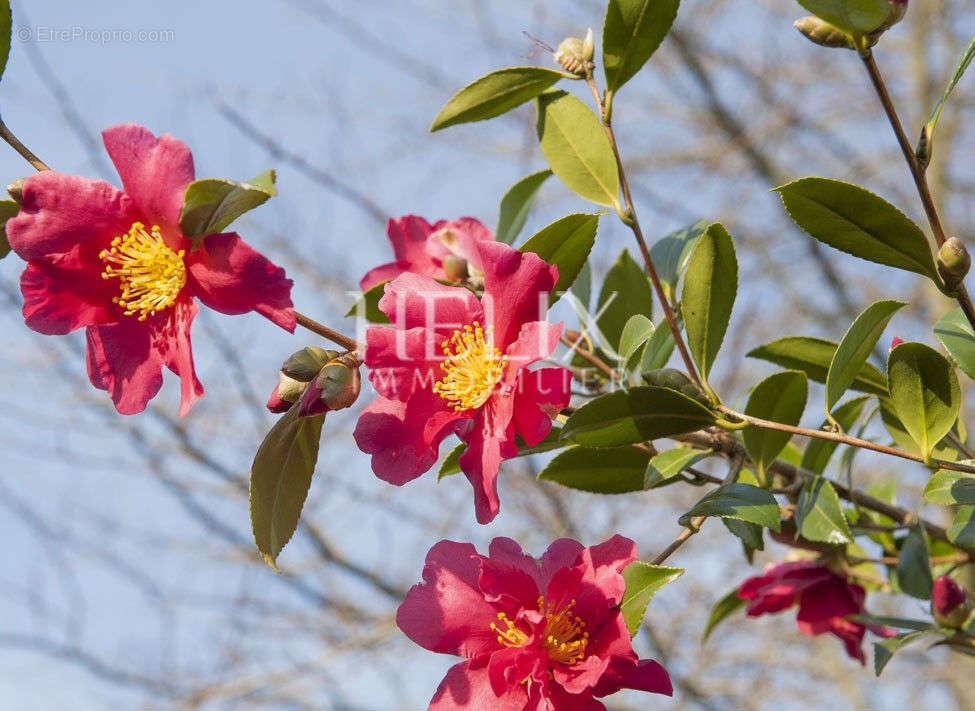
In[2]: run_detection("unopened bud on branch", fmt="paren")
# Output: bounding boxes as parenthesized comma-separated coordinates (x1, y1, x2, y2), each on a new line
(937, 238, 971, 287)
(298, 354, 361, 416)
(281, 346, 338, 382)
(6, 178, 24, 204)
(932, 575, 973, 628)
(442, 254, 470, 282)
(554, 28, 594, 76)
(866, 0, 908, 43)
(794, 16, 856, 49)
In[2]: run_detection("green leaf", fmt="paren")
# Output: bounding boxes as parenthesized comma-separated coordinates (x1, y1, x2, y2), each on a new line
(0, 198, 18, 259)
(430, 67, 565, 131)
(519, 213, 598, 305)
(887, 342, 960, 460)
(678, 483, 781, 532)
(897, 524, 933, 600)
(535, 90, 620, 208)
(561, 386, 716, 448)
(602, 0, 680, 93)
(618, 315, 655, 362)
(572, 260, 592, 309)
(743, 371, 808, 479)
(496, 169, 552, 245)
(826, 300, 905, 413)
(774, 177, 938, 282)
(598, 249, 654, 352)
(644, 447, 709, 488)
(924, 468, 975, 505)
(702, 588, 746, 643)
(179, 170, 277, 241)
(537, 446, 650, 494)
(440, 429, 564, 479)
(250, 405, 325, 569)
(874, 630, 936, 676)
(650, 219, 706, 302)
(620, 562, 683, 636)
(921, 35, 975, 163)
(801, 395, 870, 474)
(0, 0, 10, 84)
(680, 223, 738, 381)
(747, 336, 887, 395)
(948, 506, 975, 549)
(850, 614, 936, 632)
(796, 478, 853, 544)
(641, 318, 676, 371)
(345, 280, 391, 323)
(934, 307, 975, 379)
(723, 518, 764, 553)
(797, 0, 891, 36)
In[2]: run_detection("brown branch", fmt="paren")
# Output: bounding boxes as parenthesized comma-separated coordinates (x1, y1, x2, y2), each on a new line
(0, 116, 49, 171)
(295, 311, 362, 352)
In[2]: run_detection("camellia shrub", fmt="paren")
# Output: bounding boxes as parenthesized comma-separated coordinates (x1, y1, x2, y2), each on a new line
(1, 0, 974, 706)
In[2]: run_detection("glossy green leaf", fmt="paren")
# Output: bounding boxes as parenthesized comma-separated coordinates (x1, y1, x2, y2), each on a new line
(597, 249, 654, 351)
(702, 588, 746, 643)
(748, 336, 887, 395)
(345, 280, 391, 323)
(644, 447, 709, 488)
(0, 0, 10, 84)
(897, 524, 933, 600)
(250, 405, 325, 569)
(440, 429, 564, 478)
(948, 506, 975, 549)
(874, 630, 936, 676)
(536, 90, 620, 208)
(801, 396, 870, 475)
(681, 223, 737, 381)
(743, 371, 808, 478)
(921, 35, 975, 164)
(179, 170, 277, 242)
(923, 468, 975, 505)
(430, 67, 565, 131)
(826, 300, 905, 413)
(602, 0, 680, 93)
(797, 0, 889, 35)
(796, 478, 852, 544)
(561, 386, 715, 448)
(934, 307, 975, 379)
(572, 260, 592, 309)
(620, 562, 683, 636)
(520, 213, 598, 305)
(723, 518, 764, 555)
(618, 315, 655, 362)
(887, 342, 960, 460)
(641, 318, 676, 371)
(496, 169, 552, 245)
(678, 483, 781, 532)
(537, 446, 649, 494)
(775, 177, 938, 282)
(0, 198, 18, 259)
(650, 219, 706, 302)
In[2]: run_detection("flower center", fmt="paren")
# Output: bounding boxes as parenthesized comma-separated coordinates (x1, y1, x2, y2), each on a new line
(100, 222, 186, 321)
(491, 612, 530, 648)
(539, 597, 589, 665)
(432, 322, 506, 411)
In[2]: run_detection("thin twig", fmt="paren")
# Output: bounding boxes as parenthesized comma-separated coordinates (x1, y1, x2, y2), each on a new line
(0, 116, 49, 171)
(294, 311, 362, 352)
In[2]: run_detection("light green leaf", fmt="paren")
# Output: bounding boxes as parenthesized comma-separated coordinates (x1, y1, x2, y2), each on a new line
(681, 223, 737, 381)
(921, 35, 975, 164)
(561, 386, 716, 448)
(896, 524, 933, 600)
(826, 300, 905, 413)
(345, 280, 391, 324)
(934, 307, 975, 379)
(618, 314, 655, 362)
(536, 90, 620, 208)
(0, 198, 18, 259)
(887, 342, 960, 460)
(923, 468, 975, 505)
(644, 447, 709, 488)
(620, 562, 683, 636)
(678, 483, 781, 532)
(602, 0, 680, 93)
(250, 405, 325, 569)
(0, 0, 10, 84)
(537, 446, 649, 494)
(702, 588, 746, 643)
(520, 213, 598, 305)
(796, 478, 853, 544)
(797, 0, 891, 36)
(430, 67, 565, 131)
(641, 318, 676, 371)
(440, 430, 564, 478)
(179, 170, 277, 241)
(948, 506, 975, 549)
(748, 336, 887, 395)
(874, 630, 937, 676)
(775, 177, 938, 282)
(496, 169, 552, 245)
(597, 249, 654, 353)
(650, 219, 706, 302)
(801, 396, 870, 475)
(743, 371, 808, 479)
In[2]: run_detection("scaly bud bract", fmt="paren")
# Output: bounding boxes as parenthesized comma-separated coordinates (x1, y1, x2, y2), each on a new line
(794, 16, 856, 50)
(281, 346, 338, 382)
(441, 254, 470, 283)
(6, 178, 24, 204)
(937, 237, 971, 287)
(554, 28, 595, 77)
(298, 355, 362, 416)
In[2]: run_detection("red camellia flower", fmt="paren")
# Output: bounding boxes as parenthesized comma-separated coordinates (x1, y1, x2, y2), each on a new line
(932, 575, 972, 627)
(353, 241, 571, 523)
(737, 561, 893, 663)
(359, 215, 495, 291)
(7, 124, 295, 416)
(397, 535, 672, 709)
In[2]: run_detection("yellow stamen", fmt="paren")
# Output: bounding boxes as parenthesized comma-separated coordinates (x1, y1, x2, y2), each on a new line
(432, 322, 506, 411)
(100, 222, 186, 321)
(490, 612, 530, 648)
(539, 597, 589, 665)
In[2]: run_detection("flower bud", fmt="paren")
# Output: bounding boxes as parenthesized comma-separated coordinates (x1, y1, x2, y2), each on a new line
(298, 355, 361, 416)
(932, 575, 973, 628)
(937, 238, 971, 287)
(890, 336, 904, 351)
(6, 178, 25, 204)
(281, 346, 338, 382)
(794, 16, 856, 50)
(554, 28, 594, 76)
(266, 372, 309, 413)
(442, 254, 470, 282)
(867, 0, 908, 41)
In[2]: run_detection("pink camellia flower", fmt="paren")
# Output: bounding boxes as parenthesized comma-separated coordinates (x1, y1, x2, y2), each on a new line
(932, 575, 972, 628)
(353, 241, 571, 523)
(7, 124, 295, 416)
(359, 215, 495, 291)
(737, 561, 893, 663)
(397, 535, 672, 709)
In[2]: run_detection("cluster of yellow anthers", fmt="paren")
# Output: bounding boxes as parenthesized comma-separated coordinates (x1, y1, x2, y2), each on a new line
(433, 322, 506, 411)
(100, 222, 186, 321)
(489, 597, 590, 666)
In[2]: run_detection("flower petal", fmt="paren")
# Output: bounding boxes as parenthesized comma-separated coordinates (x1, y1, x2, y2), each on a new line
(85, 320, 164, 415)
(359, 260, 409, 292)
(185, 232, 295, 331)
(428, 658, 524, 711)
(152, 296, 204, 417)
(378, 272, 482, 332)
(20, 247, 117, 335)
(364, 325, 443, 402)
(478, 241, 558, 347)
(513, 367, 572, 447)
(592, 658, 673, 698)
(458, 396, 517, 524)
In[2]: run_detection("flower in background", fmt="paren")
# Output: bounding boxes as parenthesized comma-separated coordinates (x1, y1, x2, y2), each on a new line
(737, 560, 893, 663)
(7, 124, 294, 416)
(932, 575, 972, 628)
(397, 535, 672, 709)
(359, 215, 495, 291)
(354, 241, 571, 523)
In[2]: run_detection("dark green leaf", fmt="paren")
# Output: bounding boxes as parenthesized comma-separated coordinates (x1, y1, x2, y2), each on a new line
(496, 169, 552, 245)
(250, 405, 325, 569)
(597, 249, 654, 351)
(897, 524, 933, 600)
(874, 630, 936, 676)
(923, 468, 975, 505)
(561, 386, 716, 448)
(948, 506, 975, 549)
(849, 614, 935, 632)
(0, 198, 18, 259)
(743, 371, 808, 478)
(887, 342, 960, 459)
(678, 483, 781, 532)
(796, 478, 853, 544)
(620, 562, 683, 636)
(536, 90, 620, 208)
(572, 260, 592, 309)
(431, 67, 565, 131)
(440, 429, 564, 478)
(797, 0, 889, 35)
(748, 336, 887, 395)
(520, 213, 599, 305)
(702, 588, 746, 643)
(934, 307, 975, 379)
(602, 0, 680, 93)
(537, 446, 649, 494)
(345, 280, 391, 323)
(801, 396, 870, 474)
(775, 177, 938, 282)
(680, 223, 738, 381)
(649, 219, 706, 303)
(179, 170, 277, 242)
(723, 518, 764, 552)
